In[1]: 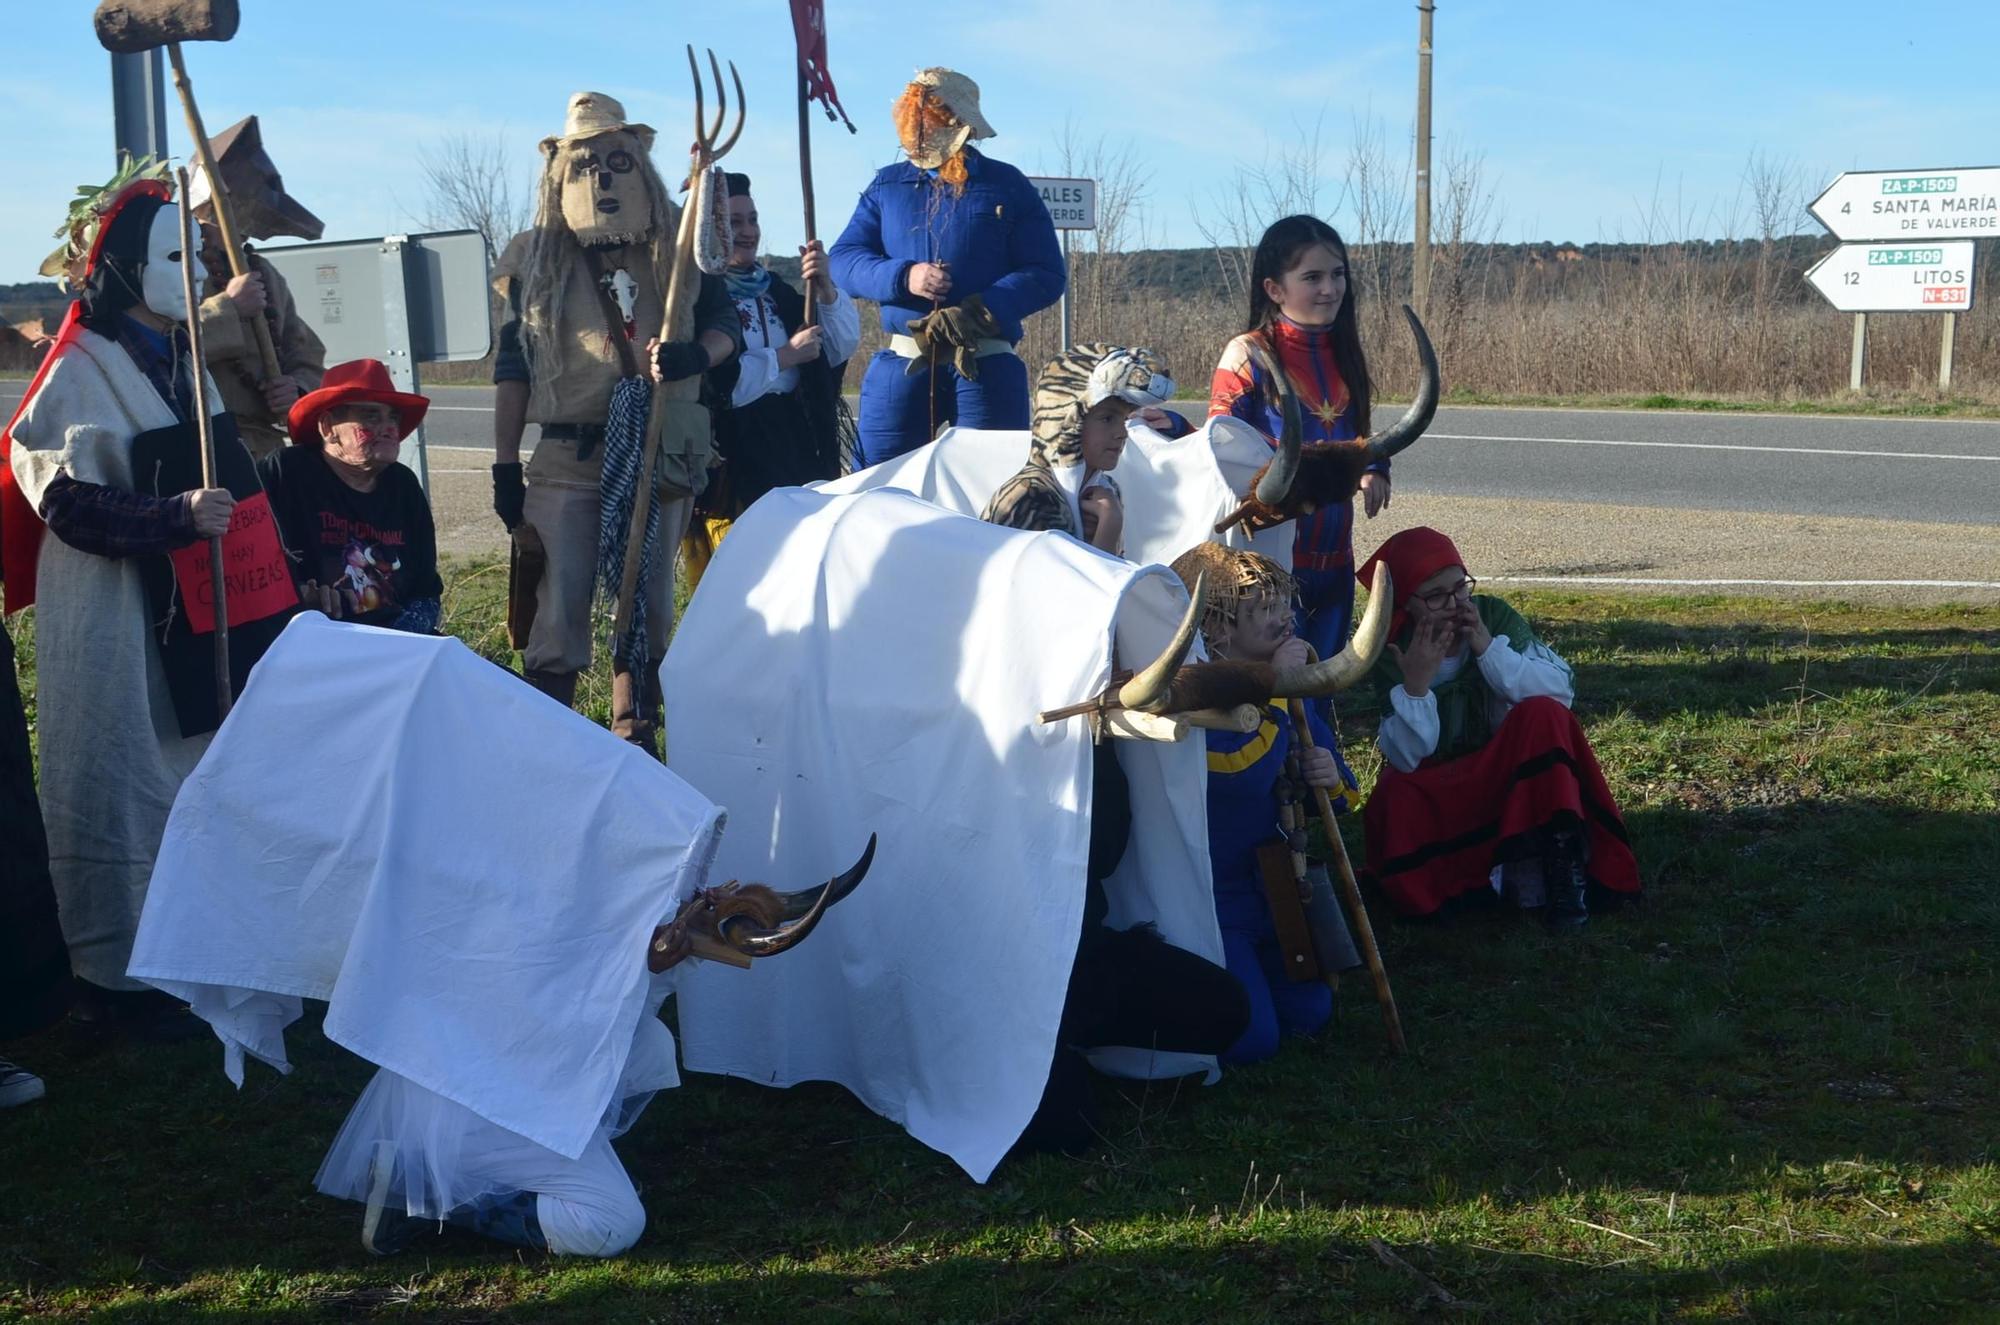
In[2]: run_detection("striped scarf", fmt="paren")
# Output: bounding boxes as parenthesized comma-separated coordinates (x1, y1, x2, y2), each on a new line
(595, 375, 660, 678)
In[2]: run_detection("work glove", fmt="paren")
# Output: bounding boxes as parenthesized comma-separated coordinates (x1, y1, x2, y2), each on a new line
(651, 339, 710, 384)
(492, 462, 526, 531)
(903, 294, 1003, 382)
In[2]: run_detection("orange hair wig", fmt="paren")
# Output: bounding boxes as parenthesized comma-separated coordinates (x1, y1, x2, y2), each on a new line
(892, 84, 969, 191)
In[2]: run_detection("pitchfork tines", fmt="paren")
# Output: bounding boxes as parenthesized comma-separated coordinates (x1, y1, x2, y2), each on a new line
(687, 45, 745, 165)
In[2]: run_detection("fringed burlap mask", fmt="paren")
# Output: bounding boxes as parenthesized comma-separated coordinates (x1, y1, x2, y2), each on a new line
(557, 130, 657, 246)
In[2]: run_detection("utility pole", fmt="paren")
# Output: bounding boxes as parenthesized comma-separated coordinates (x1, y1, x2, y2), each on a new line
(1413, 0, 1435, 316)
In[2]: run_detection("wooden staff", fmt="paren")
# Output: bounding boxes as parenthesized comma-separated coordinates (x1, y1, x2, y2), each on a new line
(175, 167, 231, 720)
(796, 69, 820, 331)
(1287, 680, 1403, 1053)
(164, 44, 282, 384)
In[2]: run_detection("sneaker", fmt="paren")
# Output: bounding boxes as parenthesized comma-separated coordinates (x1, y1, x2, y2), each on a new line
(359, 1141, 427, 1256)
(0, 1057, 45, 1108)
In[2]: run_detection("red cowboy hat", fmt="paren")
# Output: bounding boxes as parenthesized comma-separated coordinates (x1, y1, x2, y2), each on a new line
(287, 359, 430, 444)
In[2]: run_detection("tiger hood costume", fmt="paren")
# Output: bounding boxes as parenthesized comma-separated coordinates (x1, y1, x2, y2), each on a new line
(979, 344, 1174, 543)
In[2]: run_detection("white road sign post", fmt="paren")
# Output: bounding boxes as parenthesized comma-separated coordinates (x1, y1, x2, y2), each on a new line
(1029, 177, 1098, 352)
(1809, 168, 2000, 242)
(1809, 167, 1992, 391)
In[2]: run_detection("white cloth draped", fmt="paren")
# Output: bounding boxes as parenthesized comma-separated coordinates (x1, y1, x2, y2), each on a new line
(817, 414, 1294, 569)
(128, 613, 725, 1159)
(665, 488, 1222, 1182)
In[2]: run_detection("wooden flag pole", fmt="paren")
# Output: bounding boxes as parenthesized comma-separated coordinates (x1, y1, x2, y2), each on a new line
(174, 167, 231, 721)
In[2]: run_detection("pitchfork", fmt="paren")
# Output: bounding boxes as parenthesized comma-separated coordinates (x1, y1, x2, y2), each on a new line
(610, 48, 745, 709)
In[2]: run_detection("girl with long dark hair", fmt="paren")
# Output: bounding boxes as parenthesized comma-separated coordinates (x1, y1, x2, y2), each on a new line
(1208, 215, 1389, 665)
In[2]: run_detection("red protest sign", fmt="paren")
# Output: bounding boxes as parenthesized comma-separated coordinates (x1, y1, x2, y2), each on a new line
(167, 491, 295, 634)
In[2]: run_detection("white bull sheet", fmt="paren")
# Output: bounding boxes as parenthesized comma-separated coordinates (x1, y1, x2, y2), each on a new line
(128, 614, 725, 1159)
(817, 416, 1294, 568)
(666, 488, 1220, 1183)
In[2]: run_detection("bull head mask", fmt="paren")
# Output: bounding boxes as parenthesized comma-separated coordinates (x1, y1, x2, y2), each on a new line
(1039, 563, 1394, 729)
(648, 834, 877, 972)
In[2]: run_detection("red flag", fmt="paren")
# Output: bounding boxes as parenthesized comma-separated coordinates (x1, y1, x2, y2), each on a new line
(790, 0, 855, 133)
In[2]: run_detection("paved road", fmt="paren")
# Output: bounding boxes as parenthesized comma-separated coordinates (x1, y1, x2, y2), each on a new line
(7, 382, 1996, 596)
(7, 383, 1994, 525)
(372, 388, 1999, 528)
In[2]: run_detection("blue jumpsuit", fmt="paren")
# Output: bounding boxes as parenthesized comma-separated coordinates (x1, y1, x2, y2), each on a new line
(1204, 701, 1337, 1065)
(829, 149, 1065, 468)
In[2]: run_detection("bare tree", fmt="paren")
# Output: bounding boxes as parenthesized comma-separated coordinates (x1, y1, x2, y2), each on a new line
(1425, 139, 1503, 369)
(414, 131, 532, 261)
(1192, 114, 1340, 302)
(1046, 120, 1150, 345)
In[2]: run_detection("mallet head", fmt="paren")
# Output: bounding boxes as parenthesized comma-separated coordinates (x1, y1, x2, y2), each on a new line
(94, 0, 241, 55)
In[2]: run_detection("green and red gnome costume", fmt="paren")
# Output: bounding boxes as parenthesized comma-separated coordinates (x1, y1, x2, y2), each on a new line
(1358, 527, 1640, 923)
(1, 161, 292, 1013)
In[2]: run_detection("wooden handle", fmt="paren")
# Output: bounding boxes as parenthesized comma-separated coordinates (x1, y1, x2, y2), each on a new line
(1289, 697, 1404, 1053)
(166, 43, 282, 384)
(174, 165, 231, 722)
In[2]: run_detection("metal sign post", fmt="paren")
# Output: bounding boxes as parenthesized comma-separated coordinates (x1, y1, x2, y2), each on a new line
(1028, 177, 1098, 353)
(110, 50, 169, 165)
(258, 229, 492, 491)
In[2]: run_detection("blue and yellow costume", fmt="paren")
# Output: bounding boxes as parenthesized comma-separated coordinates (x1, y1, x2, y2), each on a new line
(1203, 700, 1340, 1065)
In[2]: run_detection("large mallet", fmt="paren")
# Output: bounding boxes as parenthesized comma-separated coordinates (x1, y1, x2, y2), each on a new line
(94, 1, 283, 386)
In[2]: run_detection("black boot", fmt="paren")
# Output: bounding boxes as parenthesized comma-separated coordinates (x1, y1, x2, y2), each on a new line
(1543, 827, 1589, 929)
(523, 668, 579, 709)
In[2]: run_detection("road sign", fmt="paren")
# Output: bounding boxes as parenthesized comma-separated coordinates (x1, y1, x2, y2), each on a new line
(1809, 168, 2000, 242)
(1805, 241, 1976, 314)
(259, 229, 491, 492)
(1028, 177, 1097, 230)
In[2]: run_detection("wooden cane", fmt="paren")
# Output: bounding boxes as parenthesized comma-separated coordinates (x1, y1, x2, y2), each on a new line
(164, 43, 282, 384)
(175, 167, 231, 721)
(1287, 685, 1403, 1053)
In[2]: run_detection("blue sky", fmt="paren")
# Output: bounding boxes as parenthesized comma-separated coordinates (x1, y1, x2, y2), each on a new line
(4, 0, 1998, 283)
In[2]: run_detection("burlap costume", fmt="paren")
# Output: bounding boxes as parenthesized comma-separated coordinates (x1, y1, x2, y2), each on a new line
(492, 93, 739, 716)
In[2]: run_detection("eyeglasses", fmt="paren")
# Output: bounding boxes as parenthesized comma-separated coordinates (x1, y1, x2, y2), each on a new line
(1416, 575, 1476, 610)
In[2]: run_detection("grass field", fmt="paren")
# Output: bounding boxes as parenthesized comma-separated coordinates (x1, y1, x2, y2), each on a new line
(2, 577, 1996, 1322)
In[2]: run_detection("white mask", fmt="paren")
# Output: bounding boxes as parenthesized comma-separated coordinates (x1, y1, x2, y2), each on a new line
(140, 204, 206, 323)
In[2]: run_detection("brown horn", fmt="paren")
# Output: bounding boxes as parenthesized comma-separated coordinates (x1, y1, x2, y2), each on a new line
(721, 834, 877, 958)
(1271, 563, 1394, 696)
(1114, 571, 1206, 713)
(1246, 340, 1303, 505)
(1364, 306, 1440, 463)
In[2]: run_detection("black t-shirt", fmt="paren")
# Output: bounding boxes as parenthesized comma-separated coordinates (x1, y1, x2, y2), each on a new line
(257, 446, 442, 628)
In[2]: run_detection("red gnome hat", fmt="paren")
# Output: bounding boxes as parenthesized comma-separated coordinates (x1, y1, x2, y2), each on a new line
(1358, 526, 1466, 641)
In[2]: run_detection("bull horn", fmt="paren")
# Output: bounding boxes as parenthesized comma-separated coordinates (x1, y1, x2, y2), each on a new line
(1271, 564, 1394, 696)
(1114, 572, 1206, 713)
(720, 834, 877, 958)
(1364, 306, 1440, 463)
(1246, 341, 1303, 505)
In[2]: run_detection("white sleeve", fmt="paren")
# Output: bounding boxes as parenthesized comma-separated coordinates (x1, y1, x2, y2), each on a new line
(1476, 635, 1575, 708)
(1376, 684, 1440, 774)
(729, 348, 783, 408)
(818, 288, 862, 367)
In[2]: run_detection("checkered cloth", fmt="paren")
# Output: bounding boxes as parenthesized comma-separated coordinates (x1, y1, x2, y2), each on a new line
(594, 376, 659, 677)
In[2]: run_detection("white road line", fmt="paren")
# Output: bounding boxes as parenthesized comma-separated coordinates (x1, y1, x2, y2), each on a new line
(1488, 575, 2000, 589)
(1429, 432, 1999, 463)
